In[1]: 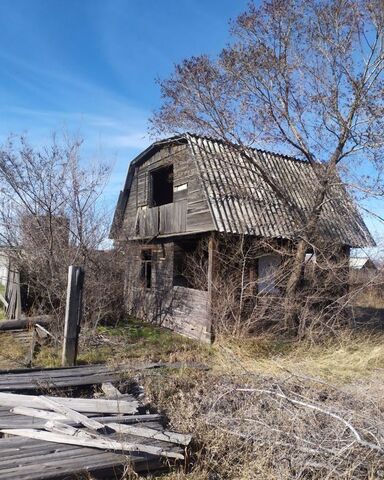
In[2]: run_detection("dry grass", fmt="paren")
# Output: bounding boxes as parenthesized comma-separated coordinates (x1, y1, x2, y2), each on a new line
(0, 332, 30, 369)
(1, 320, 384, 478)
(134, 330, 384, 480)
(212, 332, 384, 384)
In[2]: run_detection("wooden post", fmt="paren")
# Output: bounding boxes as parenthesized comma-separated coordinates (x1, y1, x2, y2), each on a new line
(14, 271, 21, 321)
(207, 234, 218, 342)
(62, 266, 85, 367)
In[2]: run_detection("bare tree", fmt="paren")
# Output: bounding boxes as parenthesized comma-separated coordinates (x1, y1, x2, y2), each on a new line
(151, 0, 384, 334)
(0, 134, 124, 333)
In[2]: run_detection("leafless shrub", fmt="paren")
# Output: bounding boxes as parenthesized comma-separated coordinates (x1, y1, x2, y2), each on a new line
(179, 234, 361, 340)
(0, 134, 124, 334)
(144, 368, 384, 479)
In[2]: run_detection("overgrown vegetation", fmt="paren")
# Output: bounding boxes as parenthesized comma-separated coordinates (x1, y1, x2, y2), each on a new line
(0, 135, 125, 333)
(1, 317, 384, 478)
(152, 0, 384, 336)
(140, 331, 384, 480)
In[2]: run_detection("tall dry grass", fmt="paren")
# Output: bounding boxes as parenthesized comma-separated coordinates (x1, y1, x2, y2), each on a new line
(138, 331, 384, 479)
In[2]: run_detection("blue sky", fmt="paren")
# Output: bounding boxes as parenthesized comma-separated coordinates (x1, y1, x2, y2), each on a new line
(0, 0, 382, 252)
(0, 0, 248, 204)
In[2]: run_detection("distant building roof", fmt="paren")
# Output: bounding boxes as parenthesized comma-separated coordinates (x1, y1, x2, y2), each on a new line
(112, 133, 375, 248)
(349, 257, 377, 270)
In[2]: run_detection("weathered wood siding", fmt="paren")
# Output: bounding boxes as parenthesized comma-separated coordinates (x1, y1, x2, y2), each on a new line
(121, 144, 215, 239)
(124, 241, 211, 342)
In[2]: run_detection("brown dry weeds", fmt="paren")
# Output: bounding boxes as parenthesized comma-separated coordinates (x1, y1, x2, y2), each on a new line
(138, 333, 384, 480)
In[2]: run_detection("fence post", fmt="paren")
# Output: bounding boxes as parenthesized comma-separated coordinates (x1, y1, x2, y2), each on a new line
(62, 265, 85, 367)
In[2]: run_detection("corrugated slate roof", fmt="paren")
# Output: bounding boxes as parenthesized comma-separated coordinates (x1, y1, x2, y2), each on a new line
(185, 133, 374, 247)
(111, 133, 374, 248)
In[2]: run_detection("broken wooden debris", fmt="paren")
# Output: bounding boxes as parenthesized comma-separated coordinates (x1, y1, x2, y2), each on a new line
(107, 422, 192, 445)
(10, 406, 161, 425)
(0, 362, 208, 392)
(0, 363, 127, 391)
(102, 381, 124, 398)
(0, 428, 184, 460)
(35, 323, 55, 340)
(0, 369, 191, 479)
(39, 396, 107, 432)
(0, 437, 166, 480)
(0, 392, 139, 414)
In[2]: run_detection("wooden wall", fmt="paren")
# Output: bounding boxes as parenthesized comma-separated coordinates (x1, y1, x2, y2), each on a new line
(123, 240, 211, 343)
(120, 143, 215, 240)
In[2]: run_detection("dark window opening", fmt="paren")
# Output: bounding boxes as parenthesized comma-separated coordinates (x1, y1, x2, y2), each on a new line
(150, 165, 173, 206)
(141, 250, 152, 288)
(173, 239, 207, 290)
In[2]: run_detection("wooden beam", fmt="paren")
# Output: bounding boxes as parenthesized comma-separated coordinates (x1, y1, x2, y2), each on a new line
(62, 266, 85, 367)
(0, 293, 8, 309)
(207, 233, 218, 342)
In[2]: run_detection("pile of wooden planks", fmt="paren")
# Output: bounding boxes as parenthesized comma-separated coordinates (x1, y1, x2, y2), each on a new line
(0, 367, 192, 479)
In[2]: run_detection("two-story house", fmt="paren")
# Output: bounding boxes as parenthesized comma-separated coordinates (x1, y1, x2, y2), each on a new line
(110, 133, 374, 341)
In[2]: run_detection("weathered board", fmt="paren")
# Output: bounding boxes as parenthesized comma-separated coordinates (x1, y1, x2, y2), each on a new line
(0, 365, 190, 479)
(120, 142, 215, 240)
(0, 364, 127, 392)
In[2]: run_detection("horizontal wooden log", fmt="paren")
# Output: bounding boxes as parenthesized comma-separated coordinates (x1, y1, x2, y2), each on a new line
(0, 316, 52, 331)
(0, 428, 184, 460)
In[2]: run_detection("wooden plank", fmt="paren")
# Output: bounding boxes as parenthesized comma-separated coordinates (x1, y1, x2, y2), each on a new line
(101, 382, 124, 398)
(11, 406, 161, 424)
(206, 233, 217, 341)
(0, 293, 8, 309)
(0, 392, 138, 414)
(39, 396, 106, 432)
(142, 207, 159, 237)
(0, 428, 184, 459)
(107, 422, 192, 446)
(14, 271, 21, 321)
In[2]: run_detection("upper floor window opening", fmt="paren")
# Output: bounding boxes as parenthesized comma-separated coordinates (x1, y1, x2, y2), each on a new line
(150, 165, 173, 207)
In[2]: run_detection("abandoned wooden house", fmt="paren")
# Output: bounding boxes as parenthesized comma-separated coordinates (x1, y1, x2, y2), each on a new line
(110, 133, 374, 341)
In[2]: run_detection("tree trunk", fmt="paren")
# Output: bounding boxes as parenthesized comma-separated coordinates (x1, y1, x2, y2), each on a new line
(283, 174, 331, 334)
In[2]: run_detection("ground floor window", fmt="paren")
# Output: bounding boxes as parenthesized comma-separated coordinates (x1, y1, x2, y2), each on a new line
(141, 249, 152, 289)
(173, 238, 207, 290)
(257, 254, 281, 294)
